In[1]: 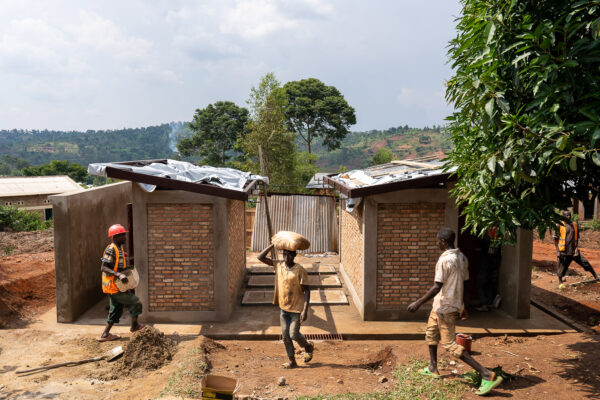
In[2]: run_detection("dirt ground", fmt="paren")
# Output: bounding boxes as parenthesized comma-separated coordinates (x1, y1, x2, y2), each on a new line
(1, 229, 600, 399)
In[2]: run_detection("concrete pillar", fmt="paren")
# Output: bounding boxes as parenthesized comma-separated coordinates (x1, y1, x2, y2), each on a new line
(498, 229, 532, 319)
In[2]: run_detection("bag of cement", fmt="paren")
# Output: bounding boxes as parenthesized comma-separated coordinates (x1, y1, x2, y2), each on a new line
(271, 231, 310, 251)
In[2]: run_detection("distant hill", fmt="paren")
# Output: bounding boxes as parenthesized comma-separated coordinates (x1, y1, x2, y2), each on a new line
(0, 122, 190, 167)
(312, 125, 452, 171)
(0, 123, 451, 172)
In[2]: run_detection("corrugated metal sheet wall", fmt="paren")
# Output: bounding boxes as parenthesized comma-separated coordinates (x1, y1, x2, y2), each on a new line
(251, 195, 338, 253)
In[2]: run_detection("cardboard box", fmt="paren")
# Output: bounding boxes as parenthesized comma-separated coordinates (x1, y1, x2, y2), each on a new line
(201, 374, 239, 400)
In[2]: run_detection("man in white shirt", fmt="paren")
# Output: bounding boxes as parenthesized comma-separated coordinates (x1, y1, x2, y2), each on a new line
(407, 227, 503, 396)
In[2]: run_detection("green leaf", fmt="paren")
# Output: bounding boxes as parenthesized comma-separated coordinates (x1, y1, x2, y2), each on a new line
(592, 152, 600, 166)
(556, 135, 567, 150)
(569, 156, 577, 171)
(485, 98, 495, 117)
(550, 104, 560, 113)
(563, 60, 579, 67)
(487, 156, 496, 173)
(591, 128, 600, 147)
(487, 22, 496, 44)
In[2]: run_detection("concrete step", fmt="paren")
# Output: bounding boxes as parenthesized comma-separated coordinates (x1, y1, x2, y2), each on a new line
(247, 274, 342, 288)
(242, 289, 349, 305)
(248, 264, 337, 275)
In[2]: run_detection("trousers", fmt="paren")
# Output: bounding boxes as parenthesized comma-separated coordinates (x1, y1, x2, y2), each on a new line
(280, 309, 310, 359)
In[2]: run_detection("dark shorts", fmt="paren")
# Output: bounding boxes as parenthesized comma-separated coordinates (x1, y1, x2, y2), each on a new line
(107, 291, 142, 324)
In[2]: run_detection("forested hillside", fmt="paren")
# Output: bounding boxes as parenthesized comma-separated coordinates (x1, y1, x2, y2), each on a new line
(0, 122, 189, 167)
(0, 123, 450, 173)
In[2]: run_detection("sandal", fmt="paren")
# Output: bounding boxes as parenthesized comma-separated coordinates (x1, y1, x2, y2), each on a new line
(281, 361, 297, 369)
(475, 373, 503, 396)
(130, 324, 145, 333)
(303, 342, 314, 363)
(418, 367, 442, 379)
(98, 333, 121, 342)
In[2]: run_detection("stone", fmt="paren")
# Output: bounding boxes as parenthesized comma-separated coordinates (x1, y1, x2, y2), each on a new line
(449, 360, 457, 366)
(379, 376, 388, 384)
(278, 376, 287, 386)
(337, 379, 344, 384)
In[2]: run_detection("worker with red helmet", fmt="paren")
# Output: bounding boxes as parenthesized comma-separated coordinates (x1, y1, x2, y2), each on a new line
(98, 223, 144, 342)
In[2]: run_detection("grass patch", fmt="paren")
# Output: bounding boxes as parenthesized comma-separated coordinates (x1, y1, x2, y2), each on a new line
(158, 347, 209, 399)
(3, 244, 15, 255)
(299, 359, 471, 400)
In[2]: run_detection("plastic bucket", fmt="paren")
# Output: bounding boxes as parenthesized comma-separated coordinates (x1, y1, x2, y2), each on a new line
(456, 333, 472, 353)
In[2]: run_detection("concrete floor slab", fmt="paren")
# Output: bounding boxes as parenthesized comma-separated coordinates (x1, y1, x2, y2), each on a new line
(248, 264, 337, 275)
(242, 290, 349, 305)
(248, 275, 341, 288)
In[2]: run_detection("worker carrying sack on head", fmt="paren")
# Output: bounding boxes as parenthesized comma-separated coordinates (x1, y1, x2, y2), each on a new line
(553, 210, 599, 285)
(98, 223, 144, 342)
(257, 231, 314, 369)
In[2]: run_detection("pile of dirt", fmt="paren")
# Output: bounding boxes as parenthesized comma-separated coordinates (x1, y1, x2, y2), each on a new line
(96, 327, 176, 380)
(354, 346, 396, 372)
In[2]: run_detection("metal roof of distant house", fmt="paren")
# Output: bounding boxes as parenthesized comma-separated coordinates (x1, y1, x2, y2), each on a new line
(0, 176, 83, 197)
(323, 156, 456, 198)
(88, 159, 265, 201)
(306, 172, 334, 189)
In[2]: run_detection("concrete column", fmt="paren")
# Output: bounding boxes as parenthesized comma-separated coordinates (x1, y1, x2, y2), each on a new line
(498, 229, 532, 319)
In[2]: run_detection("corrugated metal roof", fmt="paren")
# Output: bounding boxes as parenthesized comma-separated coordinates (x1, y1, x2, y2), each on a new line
(306, 173, 334, 189)
(0, 176, 83, 197)
(331, 158, 451, 189)
(251, 195, 338, 253)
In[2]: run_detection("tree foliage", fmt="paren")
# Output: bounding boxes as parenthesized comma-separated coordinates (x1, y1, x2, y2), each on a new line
(0, 205, 52, 231)
(282, 78, 356, 154)
(236, 73, 318, 191)
(178, 102, 249, 166)
(370, 147, 394, 166)
(446, 0, 600, 239)
(22, 160, 89, 182)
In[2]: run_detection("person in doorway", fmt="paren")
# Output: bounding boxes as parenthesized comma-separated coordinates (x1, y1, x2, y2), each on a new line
(475, 227, 502, 312)
(407, 227, 504, 396)
(553, 210, 599, 283)
(98, 223, 144, 342)
(258, 242, 314, 369)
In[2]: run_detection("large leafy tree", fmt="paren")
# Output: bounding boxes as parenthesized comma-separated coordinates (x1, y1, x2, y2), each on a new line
(178, 101, 249, 166)
(22, 160, 88, 182)
(237, 73, 317, 191)
(282, 78, 356, 155)
(446, 0, 600, 239)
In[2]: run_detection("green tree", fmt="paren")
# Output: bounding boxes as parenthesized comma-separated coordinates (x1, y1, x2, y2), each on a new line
(178, 101, 249, 166)
(237, 73, 318, 191)
(370, 147, 394, 166)
(445, 0, 600, 239)
(282, 78, 356, 155)
(22, 160, 88, 182)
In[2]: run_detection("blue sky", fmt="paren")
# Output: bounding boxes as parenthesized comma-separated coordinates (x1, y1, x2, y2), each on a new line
(0, 0, 462, 131)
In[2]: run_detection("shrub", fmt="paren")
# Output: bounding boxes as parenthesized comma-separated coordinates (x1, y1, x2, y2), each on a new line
(0, 205, 53, 232)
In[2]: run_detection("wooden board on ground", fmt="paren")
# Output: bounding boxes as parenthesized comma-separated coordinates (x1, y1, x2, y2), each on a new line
(242, 289, 349, 305)
(248, 264, 336, 275)
(247, 275, 341, 288)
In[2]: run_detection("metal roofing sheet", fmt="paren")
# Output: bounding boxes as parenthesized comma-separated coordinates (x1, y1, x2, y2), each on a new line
(0, 176, 82, 197)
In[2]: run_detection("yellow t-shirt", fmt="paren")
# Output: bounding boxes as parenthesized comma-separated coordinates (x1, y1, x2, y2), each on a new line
(272, 261, 309, 313)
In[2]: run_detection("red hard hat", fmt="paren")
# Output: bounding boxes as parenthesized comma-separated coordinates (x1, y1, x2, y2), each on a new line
(108, 224, 128, 237)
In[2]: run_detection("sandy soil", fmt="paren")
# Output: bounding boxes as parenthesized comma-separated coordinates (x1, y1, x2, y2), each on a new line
(1, 230, 600, 399)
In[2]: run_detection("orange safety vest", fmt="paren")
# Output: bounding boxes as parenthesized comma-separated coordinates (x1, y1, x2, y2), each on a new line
(558, 222, 578, 252)
(101, 243, 125, 294)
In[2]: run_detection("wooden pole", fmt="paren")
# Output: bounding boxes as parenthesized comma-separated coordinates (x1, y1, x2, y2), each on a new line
(258, 145, 277, 260)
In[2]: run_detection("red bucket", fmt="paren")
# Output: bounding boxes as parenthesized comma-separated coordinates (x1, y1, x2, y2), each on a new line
(456, 333, 472, 353)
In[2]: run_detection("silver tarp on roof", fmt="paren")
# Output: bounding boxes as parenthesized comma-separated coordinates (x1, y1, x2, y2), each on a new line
(88, 159, 267, 192)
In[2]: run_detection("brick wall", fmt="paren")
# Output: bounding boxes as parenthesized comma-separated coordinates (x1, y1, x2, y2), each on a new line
(376, 202, 445, 310)
(341, 201, 364, 303)
(228, 200, 246, 302)
(147, 203, 215, 311)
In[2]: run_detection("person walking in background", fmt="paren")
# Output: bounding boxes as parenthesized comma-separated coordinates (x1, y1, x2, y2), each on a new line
(257, 232, 314, 369)
(98, 223, 144, 342)
(475, 227, 502, 312)
(407, 227, 504, 396)
(553, 210, 599, 284)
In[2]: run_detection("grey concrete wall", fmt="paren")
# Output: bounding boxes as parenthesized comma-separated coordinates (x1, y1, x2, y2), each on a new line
(51, 182, 132, 322)
(362, 187, 458, 321)
(132, 185, 232, 323)
(498, 229, 533, 319)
